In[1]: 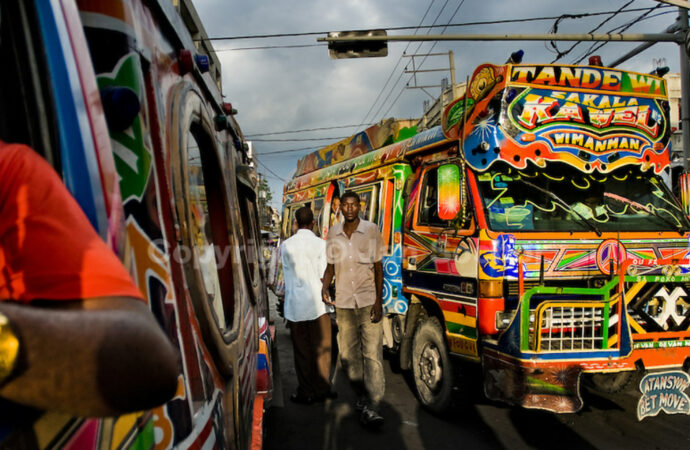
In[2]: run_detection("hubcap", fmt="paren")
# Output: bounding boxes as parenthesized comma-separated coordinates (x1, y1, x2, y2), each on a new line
(418, 342, 442, 391)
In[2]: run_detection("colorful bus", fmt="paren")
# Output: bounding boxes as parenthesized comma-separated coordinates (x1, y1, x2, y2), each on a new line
(282, 60, 690, 415)
(0, 0, 272, 448)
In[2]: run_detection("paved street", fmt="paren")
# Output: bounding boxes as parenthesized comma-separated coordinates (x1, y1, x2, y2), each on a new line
(264, 293, 690, 450)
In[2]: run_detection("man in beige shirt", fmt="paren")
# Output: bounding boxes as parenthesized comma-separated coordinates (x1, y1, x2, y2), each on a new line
(322, 191, 385, 428)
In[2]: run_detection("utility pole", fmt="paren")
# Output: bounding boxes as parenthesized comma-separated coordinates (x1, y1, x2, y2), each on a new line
(679, 8, 690, 172)
(403, 51, 456, 101)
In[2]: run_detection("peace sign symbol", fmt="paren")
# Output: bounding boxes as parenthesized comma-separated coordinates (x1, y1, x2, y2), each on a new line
(596, 239, 627, 275)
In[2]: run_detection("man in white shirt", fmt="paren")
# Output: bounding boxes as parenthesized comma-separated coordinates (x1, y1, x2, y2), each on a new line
(279, 206, 336, 404)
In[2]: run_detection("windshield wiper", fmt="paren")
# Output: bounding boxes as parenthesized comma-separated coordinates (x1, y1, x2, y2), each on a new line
(512, 177, 602, 236)
(603, 192, 685, 235)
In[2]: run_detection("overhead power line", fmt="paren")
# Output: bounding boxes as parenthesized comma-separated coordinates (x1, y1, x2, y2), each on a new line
(196, 6, 669, 42)
(245, 123, 373, 137)
(215, 44, 325, 52)
(253, 156, 288, 182)
(359, 0, 437, 127)
(573, 3, 667, 64)
(381, 0, 466, 119)
(251, 136, 350, 142)
(549, 0, 636, 62)
(255, 146, 322, 156)
(369, 0, 452, 124)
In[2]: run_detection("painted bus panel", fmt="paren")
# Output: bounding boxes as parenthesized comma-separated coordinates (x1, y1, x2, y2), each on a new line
(0, 0, 272, 448)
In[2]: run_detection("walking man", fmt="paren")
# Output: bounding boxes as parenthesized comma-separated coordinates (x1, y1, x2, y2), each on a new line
(322, 191, 385, 427)
(280, 206, 335, 404)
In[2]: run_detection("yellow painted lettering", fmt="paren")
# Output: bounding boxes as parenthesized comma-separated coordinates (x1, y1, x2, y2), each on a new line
(597, 96, 611, 109)
(534, 67, 557, 85)
(612, 96, 626, 108)
(606, 138, 619, 150)
(590, 109, 613, 128)
(636, 106, 659, 136)
(512, 66, 535, 83)
(565, 93, 581, 103)
(581, 69, 602, 89)
(582, 94, 599, 107)
(559, 68, 580, 88)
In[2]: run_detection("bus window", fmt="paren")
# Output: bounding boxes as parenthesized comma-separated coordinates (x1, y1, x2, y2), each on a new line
(237, 184, 262, 299)
(351, 183, 380, 224)
(186, 134, 223, 327)
(312, 198, 324, 236)
(185, 128, 231, 330)
(0, 2, 58, 167)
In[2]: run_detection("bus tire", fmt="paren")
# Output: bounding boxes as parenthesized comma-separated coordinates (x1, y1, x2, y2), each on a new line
(412, 316, 453, 413)
(584, 371, 635, 394)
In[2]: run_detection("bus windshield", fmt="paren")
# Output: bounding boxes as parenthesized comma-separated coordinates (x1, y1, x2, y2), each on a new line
(476, 162, 689, 233)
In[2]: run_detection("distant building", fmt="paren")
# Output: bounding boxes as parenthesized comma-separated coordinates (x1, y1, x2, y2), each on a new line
(665, 73, 682, 159)
(417, 81, 466, 131)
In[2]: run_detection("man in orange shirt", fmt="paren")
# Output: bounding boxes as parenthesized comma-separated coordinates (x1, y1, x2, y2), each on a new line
(0, 142, 178, 417)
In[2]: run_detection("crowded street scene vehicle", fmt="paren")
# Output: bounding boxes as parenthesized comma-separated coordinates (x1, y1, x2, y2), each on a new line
(283, 58, 690, 416)
(0, 0, 272, 448)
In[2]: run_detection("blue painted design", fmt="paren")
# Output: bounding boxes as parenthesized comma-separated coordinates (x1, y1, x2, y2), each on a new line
(463, 112, 504, 171)
(35, 0, 107, 237)
(382, 254, 406, 314)
(406, 126, 446, 153)
(479, 234, 522, 278)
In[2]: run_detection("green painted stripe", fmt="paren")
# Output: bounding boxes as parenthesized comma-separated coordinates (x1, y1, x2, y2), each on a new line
(526, 376, 570, 394)
(130, 418, 155, 450)
(445, 322, 477, 339)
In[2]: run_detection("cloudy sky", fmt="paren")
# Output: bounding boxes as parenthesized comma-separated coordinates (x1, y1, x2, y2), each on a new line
(191, 0, 684, 208)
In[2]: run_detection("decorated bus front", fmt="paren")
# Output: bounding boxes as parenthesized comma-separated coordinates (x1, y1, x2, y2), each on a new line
(445, 63, 690, 413)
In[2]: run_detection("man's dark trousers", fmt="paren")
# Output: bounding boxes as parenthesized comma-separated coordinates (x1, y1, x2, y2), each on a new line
(289, 313, 332, 398)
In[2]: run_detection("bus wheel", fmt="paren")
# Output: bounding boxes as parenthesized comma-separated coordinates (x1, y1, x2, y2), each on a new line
(412, 316, 452, 413)
(584, 371, 635, 394)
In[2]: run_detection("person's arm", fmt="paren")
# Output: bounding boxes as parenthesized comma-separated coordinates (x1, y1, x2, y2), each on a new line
(0, 296, 179, 417)
(371, 261, 383, 323)
(322, 264, 335, 306)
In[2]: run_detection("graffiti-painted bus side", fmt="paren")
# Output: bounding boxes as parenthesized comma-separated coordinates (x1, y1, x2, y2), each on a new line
(0, 0, 272, 448)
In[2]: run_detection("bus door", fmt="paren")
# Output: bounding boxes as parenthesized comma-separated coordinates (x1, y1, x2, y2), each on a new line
(405, 162, 479, 358)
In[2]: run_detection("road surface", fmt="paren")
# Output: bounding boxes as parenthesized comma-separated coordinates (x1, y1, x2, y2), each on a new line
(264, 293, 690, 450)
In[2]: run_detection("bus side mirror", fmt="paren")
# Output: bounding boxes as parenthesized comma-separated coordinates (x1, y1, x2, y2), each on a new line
(437, 164, 461, 221)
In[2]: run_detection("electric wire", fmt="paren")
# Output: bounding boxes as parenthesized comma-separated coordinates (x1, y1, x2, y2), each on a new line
(215, 44, 325, 52)
(573, 2, 666, 64)
(358, 0, 437, 128)
(245, 123, 374, 137)
(197, 6, 669, 42)
(381, 0, 466, 119)
(250, 136, 350, 142)
(254, 146, 322, 156)
(369, 0, 452, 124)
(549, 0, 636, 63)
(253, 155, 288, 182)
